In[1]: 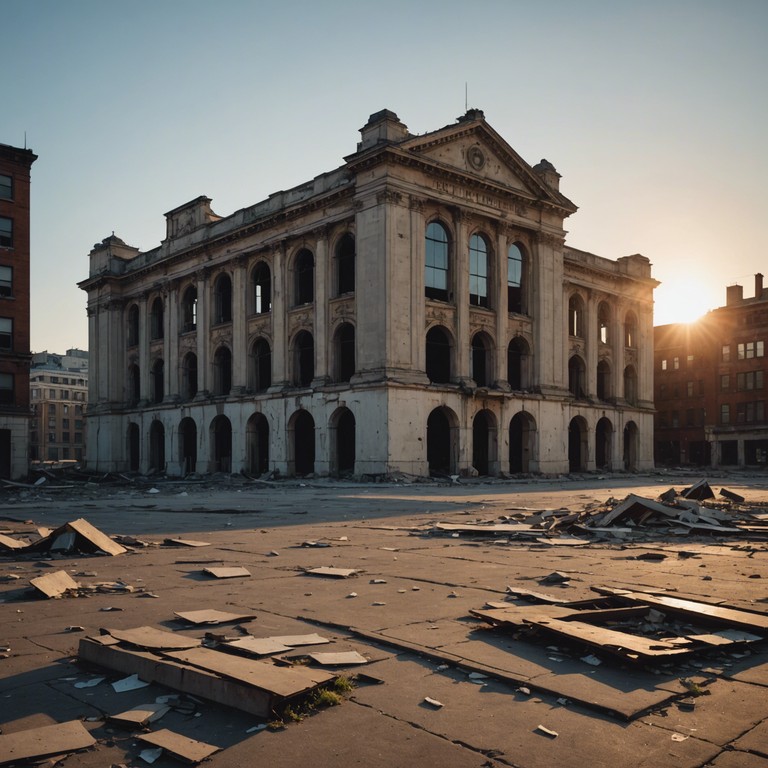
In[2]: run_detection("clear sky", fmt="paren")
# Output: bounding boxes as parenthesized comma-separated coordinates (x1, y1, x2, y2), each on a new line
(6, 0, 767, 353)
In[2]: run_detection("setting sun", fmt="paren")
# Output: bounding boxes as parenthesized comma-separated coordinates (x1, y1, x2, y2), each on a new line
(653, 276, 718, 326)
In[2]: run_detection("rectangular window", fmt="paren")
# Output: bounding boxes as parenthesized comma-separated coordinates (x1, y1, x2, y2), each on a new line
(722, 345, 731, 362)
(0, 266, 12, 297)
(673, 357, 680, 370)
(721, 404, 730, 424)
(62, 419, 69, 429)
(686, 381, 694, 397)
(49, 389, 55, 398)
(671, 410, 679, 428)
(758, 370, 764, 389)
(62, 432, 70, 442)
(48, 404, 55, 416)
(0, 317, 11, 350)
(698, 379, 704, 395)
(0, 175, 11, 200)
(661, 359, 667, 371)
(687, 354, 694, 365)
(0, 218, 11, 248)
(720, 374, 730, 391)
(659, 384, 667, 399)
(759, 341, 765, 358)
(0, 372, 12, 404)
(758, 402, 765, 421)
(32, 388, 39, 399)
(658, 411, 668, 427)
(74, 432, 82, 443)
(63, 404, 69, 414)
(699, 408, 706, 426)
(686, 408, 694, 426)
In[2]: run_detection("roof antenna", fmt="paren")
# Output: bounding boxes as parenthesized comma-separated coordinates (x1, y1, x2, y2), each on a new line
(465, 82, 468, 112)
(24, 131, 27, 150)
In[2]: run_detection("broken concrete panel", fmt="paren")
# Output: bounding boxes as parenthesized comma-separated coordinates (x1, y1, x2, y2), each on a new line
(0, 720, 96, 765)
(307, 651, 368, 666)
(31, 518, 127, 556)
(103, 626, 202, 650)
(305, 567, 359, 578)
(138, 729, 220, 764)
(109, 702, 170, 727)
(202, 566, 251, 579)
(173, 609, 256, 625)
(682, 479, 715, 501)
(29, 570, 80, 599)
(720, 488, 746, 503)
(0, 533, 27, 551)
(224, 637, 292, 657)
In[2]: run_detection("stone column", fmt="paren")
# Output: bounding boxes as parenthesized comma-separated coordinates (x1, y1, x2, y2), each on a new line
(313, 230, 329, 383)
(195, 271, 210, 395)
(271, 245, 288, 387)
(138, 295, 150, 404)
(453, 210, 470, 383)
(494, 229, 508, 388)
(231, 259, 247, 392)
(614, 302, 626, 403)
(166, 284, 179, 399)
(410, 197, 427, 373)
(585, 293, 597, 398)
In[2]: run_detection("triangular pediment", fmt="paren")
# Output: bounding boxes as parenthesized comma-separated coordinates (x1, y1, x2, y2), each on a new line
(400, 117, 576, 212)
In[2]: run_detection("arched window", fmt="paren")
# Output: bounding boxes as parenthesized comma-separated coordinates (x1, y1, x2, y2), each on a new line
(425, 222, 450, 301)
(508, 243, 525, 314)
(251, 338, 272, 392)
(597, 359, 611, 401)
(294, 331, 314, 387)
(336, 233, 355, 296)
(295, 249, 314, 305)
(127, 304, 139, 347)
(598, 302, 610, 345)
(507, 337, 529, 390)
(213, 346, 232, 395)
(181, 352, 198, 400)
(568, 355, 586, 399)
(213, 274, 232, 324)
(426, 326, 451, 383)
(252, 262, 271, 315)
(182, 286, 197, 332)
(150, 297, 164, 340)
(624, 311, 638, 348)
(624, 364, 638, 406)
(334, 323, 355, 382)
(469, 234, 489, 308)
(151, 359, 164, 404)
(127, 363, 140, 406)
(568, 294, 584, 338)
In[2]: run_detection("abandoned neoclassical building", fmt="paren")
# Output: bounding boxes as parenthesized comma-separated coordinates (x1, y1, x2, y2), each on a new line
(79, 109, 657, 477)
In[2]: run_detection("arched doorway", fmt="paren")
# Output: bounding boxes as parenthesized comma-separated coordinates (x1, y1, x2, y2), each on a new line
(246, 413, 269, 476)
(210, 415, 232, 473)
(149, 420, 165, 472)
(623, 421, 639, 471)
(179, 417, 197, 475)
(427, 406, 457, 476)
(472, 409, 497, 475)
(127, 422, 140, 472)
(568, 416, 588, 472)
(509, 412, 536, 473)
(331, 407, 355, 476)
(596, 417, 613, 470)
(290, 410, 315, 476)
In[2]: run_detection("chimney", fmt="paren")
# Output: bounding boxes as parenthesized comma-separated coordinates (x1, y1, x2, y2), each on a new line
(756, 273, 764, 298)
(726, 283, 744, 306)
(358, 110, 409, 152)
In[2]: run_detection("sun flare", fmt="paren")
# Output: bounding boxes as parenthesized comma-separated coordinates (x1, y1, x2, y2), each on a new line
(654, 277, 716, 326)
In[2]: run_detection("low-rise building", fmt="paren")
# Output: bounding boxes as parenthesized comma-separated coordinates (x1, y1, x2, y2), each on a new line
(79, 109, 657, 477)
(29, 349, 88, 464)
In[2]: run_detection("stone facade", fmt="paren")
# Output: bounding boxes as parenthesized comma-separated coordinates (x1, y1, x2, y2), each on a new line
(0, 142, 36, 479)
(79, 110, 656, 477)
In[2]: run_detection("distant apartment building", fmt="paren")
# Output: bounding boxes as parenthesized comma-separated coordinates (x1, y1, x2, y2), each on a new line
(654, 274, 768, 467)
(29, 349, 88, 464)
(0, 142, 37, 479)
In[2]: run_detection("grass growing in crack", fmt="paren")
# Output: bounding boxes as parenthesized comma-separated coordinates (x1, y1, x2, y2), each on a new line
(269, 676, 357, 727)
(332, 674, 355, 694)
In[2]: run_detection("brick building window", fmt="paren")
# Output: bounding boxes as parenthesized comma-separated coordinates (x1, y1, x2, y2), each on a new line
(0, 218, 12, 248)
(722, 345, 730, 362)
(720, 404, 730, 424)
(687, 381, 694, 397)
(0, 373, 13, 404)
(0, 175, 11, 200)
(0, 317, 11, 350)
(0, 266, 12, 297)
(661, 359, 667, 371)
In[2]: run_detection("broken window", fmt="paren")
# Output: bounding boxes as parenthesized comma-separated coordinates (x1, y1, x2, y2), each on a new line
(598, 302, 610, 344)
(335, 233, 355, 296)
(624, 364, 638, 406)
(568, 355, 586, 398)
(293, 331, 314, 387)
(149, 420, 165, 471)
(252, 261, 271, 314)
(182, 286, 197, 332)
(294, 249, 314, 305)
(568, 294, 584, 338)
(213, 346, 232, 395)
(426, 326, 451, 384)
(127, 304, 139, 347)
(597, 359, 611, 401)
(251, 338, 272, 392)
(150, 297, 164, 340)
(334, 323, 355, 383)
(507, 243, 525, 314)
(181, 352, 198, 399)
(469, 234, 489, 308)
(151, 359, 164, 404)
(471, 332, 491, 386)
(425, 221, 450, 302)
(507, 337, 529, 390)
(213, 273, 232, 324)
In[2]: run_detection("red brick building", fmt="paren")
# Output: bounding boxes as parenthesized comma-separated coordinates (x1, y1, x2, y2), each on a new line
(655, 274, 768, 468)
(0, 143, 37, 478)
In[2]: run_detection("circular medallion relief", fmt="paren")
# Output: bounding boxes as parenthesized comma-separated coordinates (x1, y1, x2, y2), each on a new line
(467, 146, 485, 170)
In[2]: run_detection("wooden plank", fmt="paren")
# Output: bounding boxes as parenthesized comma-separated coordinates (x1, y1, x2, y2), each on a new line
(470, 605, 580, 627)
(203, 566, 251, 579)
(532, 617, 693, 659)
(435, 522, 539, 534)
(163, 646, 334, 698)
(30, 570, 79, 598)
(620, 592, 768, 632)
(505, 586, 566, 604)
(0, 720, 95, 765)
(138, 729, 220, 764)
(104, 626, 201, 650)
(174, 609, 256, 625)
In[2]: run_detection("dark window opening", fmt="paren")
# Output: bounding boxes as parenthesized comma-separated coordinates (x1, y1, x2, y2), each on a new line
(568, 355, 586, 399)
(127, 304, 139, 347)
(294, 331, 314, 387)
(507, 243, 524, 314)
(252, 262, 271, 314)
(336, 323, 355, 382)
(426, 326, 451, 384)
(214, 274, 232, 324)
(151, 359, 164, 404)
(213, 347, 232, 395)
(182, 353, 198, 399)
(471, 333, 489, 386)
(182, 286, 197, 332)
(252, 338, 272, 392)
(150, 297, 164, 340)
(336, 233, 355, 296)
(295, 249, 314, 305)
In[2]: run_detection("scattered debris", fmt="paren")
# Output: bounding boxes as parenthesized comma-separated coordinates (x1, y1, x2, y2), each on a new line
(112, 673, 151, 692)
(174, 609, 256, 625)
(137, 729, 221, 764)
(305, 567, 359, 578)
(30, 570, 79, 599)
(164, 538, 211, 548)
(109, 702, 170, 727)
(423, 697, 444, 708)
(536, 724, 558, 739)
(307, 651, 368, 666)
(0, 720, 96, 765)
(202, 566, 251, 579)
